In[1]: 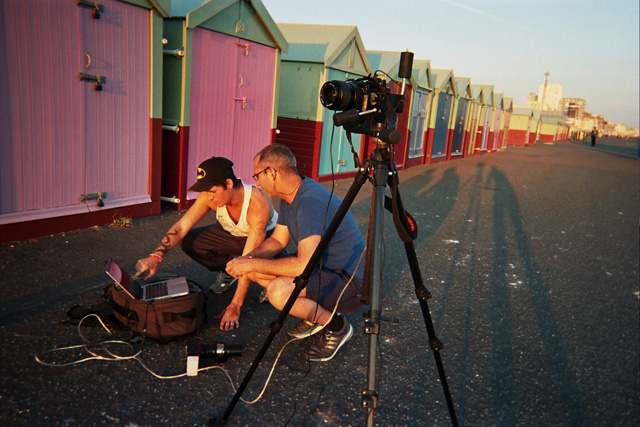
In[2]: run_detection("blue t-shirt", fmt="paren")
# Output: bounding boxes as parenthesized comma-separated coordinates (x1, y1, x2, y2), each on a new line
(277, 177, 365, 281)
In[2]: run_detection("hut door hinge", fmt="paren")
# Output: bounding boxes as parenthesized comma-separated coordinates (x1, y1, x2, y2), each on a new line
(236, 41, 249, 55)
(80, 192, 107, 207)
(233, 97, 247, 109)
(77, 0, 104, 19)
(79, 73, 106, 91)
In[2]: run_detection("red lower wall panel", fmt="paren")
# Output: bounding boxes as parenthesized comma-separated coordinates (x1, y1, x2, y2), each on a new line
(507, 129, 528, 146)
(275, 117, 322, 180)
(405, 156, 424, 169)
(0, 202, 158, 243)
(161, 126, 190, 211)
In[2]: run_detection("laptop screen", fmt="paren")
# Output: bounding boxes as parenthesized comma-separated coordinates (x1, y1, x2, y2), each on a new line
(105, 259, 139, 298)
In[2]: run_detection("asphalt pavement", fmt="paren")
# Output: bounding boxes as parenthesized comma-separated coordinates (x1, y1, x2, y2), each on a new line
(0, 137, 638, 426)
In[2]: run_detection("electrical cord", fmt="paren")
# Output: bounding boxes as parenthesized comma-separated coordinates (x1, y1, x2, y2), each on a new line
(34, 314, 238, 387)
(33, 248, 363, 404)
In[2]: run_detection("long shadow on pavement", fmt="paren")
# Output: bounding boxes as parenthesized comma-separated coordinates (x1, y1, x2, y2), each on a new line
(485, 165, 586, 426)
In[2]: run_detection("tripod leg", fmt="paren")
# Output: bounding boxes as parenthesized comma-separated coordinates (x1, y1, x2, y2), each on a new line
(404, 242, 459, 427)
(387, 164, 458, 426)
(362, 177, 386, 427)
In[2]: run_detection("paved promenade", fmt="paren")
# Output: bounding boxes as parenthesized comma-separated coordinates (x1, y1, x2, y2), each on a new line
(1, 138, 638, 426)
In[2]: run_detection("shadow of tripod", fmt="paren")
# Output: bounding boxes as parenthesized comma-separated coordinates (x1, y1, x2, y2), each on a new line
(218, 141, 458, 426)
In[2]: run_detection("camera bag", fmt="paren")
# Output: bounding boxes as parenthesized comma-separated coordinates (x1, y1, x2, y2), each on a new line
(104, 275, 206, 342)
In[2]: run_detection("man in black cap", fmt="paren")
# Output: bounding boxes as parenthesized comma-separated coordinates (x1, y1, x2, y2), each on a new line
(133, 156, 277, 331)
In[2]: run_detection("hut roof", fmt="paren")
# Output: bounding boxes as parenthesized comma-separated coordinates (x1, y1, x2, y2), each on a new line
(277, 23, 371, 74)
(182, 0, 288, 52)
(431, 68, 456, 94)
(412, 59, 432, 90)
(454, 77, 472, 99)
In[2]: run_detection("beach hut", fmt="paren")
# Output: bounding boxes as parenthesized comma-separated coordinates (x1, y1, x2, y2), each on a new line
(428, 69, 456, 163)
(162, 0, 287, 210)
(0, 0, 164, 243)
(476, 85, 494, 153)
(364, 51, 416, 169)
(507, 107, 534, 146)
(449, 77, 472, 159)
(405, 59, 434, 168)
(539, 113, 569, 142)
(488, 92, 503, 152)
(500, 97, 513, 149)
(275, 24, 372, 181)
(465, 85, 483, 157)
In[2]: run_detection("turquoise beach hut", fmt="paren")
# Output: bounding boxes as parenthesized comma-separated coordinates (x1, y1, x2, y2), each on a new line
(405, 59, 434, 168)
(450, 76, 472, 159)
(365, 50, 418, 170)
(428, 69, 456, 163)
(275, 24, 372, 181)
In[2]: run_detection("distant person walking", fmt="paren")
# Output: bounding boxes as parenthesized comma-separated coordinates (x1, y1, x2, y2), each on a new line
(590, 127, 598, 146)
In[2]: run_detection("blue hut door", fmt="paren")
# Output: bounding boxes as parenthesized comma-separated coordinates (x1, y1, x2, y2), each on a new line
(450, 98, 468, 156)
(431, 92, 452, 159)
(480, 107, 491, 151)
(409, 90, 429, 159)
(318, 70, 362, 176)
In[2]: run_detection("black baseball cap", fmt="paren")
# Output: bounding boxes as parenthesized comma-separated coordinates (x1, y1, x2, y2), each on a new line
(188, 157, 235, 192)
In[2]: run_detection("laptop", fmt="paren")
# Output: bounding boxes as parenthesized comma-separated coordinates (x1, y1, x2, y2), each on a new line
(105, 259, 189, 301)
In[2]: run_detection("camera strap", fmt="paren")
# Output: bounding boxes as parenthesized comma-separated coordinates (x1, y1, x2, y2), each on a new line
(345, 132, 361, 168)
(385, 166, 418, 243)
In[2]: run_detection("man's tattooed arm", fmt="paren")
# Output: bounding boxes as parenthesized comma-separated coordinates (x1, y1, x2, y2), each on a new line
(152, 228, 179, 256)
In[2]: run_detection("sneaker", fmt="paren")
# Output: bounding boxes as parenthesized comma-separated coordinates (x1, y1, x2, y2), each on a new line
(258, 288, 269, 304)
(307, 319, 353, 362)
(209, 272, 237, 294)
(287, 319, 323, 338)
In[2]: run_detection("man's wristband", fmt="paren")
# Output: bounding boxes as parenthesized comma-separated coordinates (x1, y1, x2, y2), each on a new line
(149, 253, 163, 263)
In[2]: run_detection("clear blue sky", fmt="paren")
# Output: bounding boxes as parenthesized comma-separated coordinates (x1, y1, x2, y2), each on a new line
(261, 0, 640, 129)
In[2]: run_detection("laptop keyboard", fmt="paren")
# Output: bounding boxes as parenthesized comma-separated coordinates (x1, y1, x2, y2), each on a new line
(144, 281, 168, 299)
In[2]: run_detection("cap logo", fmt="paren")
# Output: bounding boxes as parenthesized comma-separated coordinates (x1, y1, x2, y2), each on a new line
(197, 167, 206, 180)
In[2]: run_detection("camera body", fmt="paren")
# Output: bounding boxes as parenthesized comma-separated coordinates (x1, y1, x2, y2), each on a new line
(320, 76, 402, 138)
(318, 51, 414, 144)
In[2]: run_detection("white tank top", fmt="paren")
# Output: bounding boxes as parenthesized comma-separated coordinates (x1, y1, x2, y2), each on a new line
(215, 182, 277, 237)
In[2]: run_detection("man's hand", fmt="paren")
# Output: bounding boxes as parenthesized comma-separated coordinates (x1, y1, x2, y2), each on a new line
(225, 255, 253, 278)
(132, 257, 159, 280)
(216, 303, 240, 331)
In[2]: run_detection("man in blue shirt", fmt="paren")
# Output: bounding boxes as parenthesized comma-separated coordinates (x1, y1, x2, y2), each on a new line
(226, 144, 365, 362)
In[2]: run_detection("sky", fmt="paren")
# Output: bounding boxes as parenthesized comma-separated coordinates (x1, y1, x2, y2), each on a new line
(261, 0, 640, 129)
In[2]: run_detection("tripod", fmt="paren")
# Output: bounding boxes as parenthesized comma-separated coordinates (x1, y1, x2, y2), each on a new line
(218, 141, 458, 426)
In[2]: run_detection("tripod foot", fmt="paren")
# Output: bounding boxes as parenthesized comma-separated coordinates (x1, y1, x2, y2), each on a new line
(362, 389, 378, 409)
(430, 338, 444, 351)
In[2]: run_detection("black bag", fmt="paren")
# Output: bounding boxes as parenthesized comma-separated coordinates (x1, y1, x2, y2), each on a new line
(104, 275, 206, 342)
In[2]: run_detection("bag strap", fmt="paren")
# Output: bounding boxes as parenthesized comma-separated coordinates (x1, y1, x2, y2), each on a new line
(107, 285, 200, 323)
(161, 308, 198, 323)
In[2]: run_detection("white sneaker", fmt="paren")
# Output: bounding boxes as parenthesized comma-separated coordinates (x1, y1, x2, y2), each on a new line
(209, 272, 237, 294)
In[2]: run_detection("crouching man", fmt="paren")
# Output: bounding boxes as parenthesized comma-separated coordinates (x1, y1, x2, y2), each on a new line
(226, 144, 365, 362)
(134, 156, 277, 331)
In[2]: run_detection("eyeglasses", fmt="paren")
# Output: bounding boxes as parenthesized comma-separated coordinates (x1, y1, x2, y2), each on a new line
(252, 166, 271, 181)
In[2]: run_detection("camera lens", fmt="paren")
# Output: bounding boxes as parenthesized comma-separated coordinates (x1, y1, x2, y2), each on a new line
(320, 80, 363, 111)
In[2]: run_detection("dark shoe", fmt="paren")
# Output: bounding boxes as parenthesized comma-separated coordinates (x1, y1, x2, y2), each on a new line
(307, 319, 353, 362)
(258, 288, 269, 304)
(209, 272, 237, 294)
(287, 319, 323, 338)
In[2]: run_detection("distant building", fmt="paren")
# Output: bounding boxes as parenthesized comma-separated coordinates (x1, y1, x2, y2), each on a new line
(524, 82, 637, 139)
(562, 98, 587, 119)
(538, 83, 563, 111)
(526, 92, 540, 110)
